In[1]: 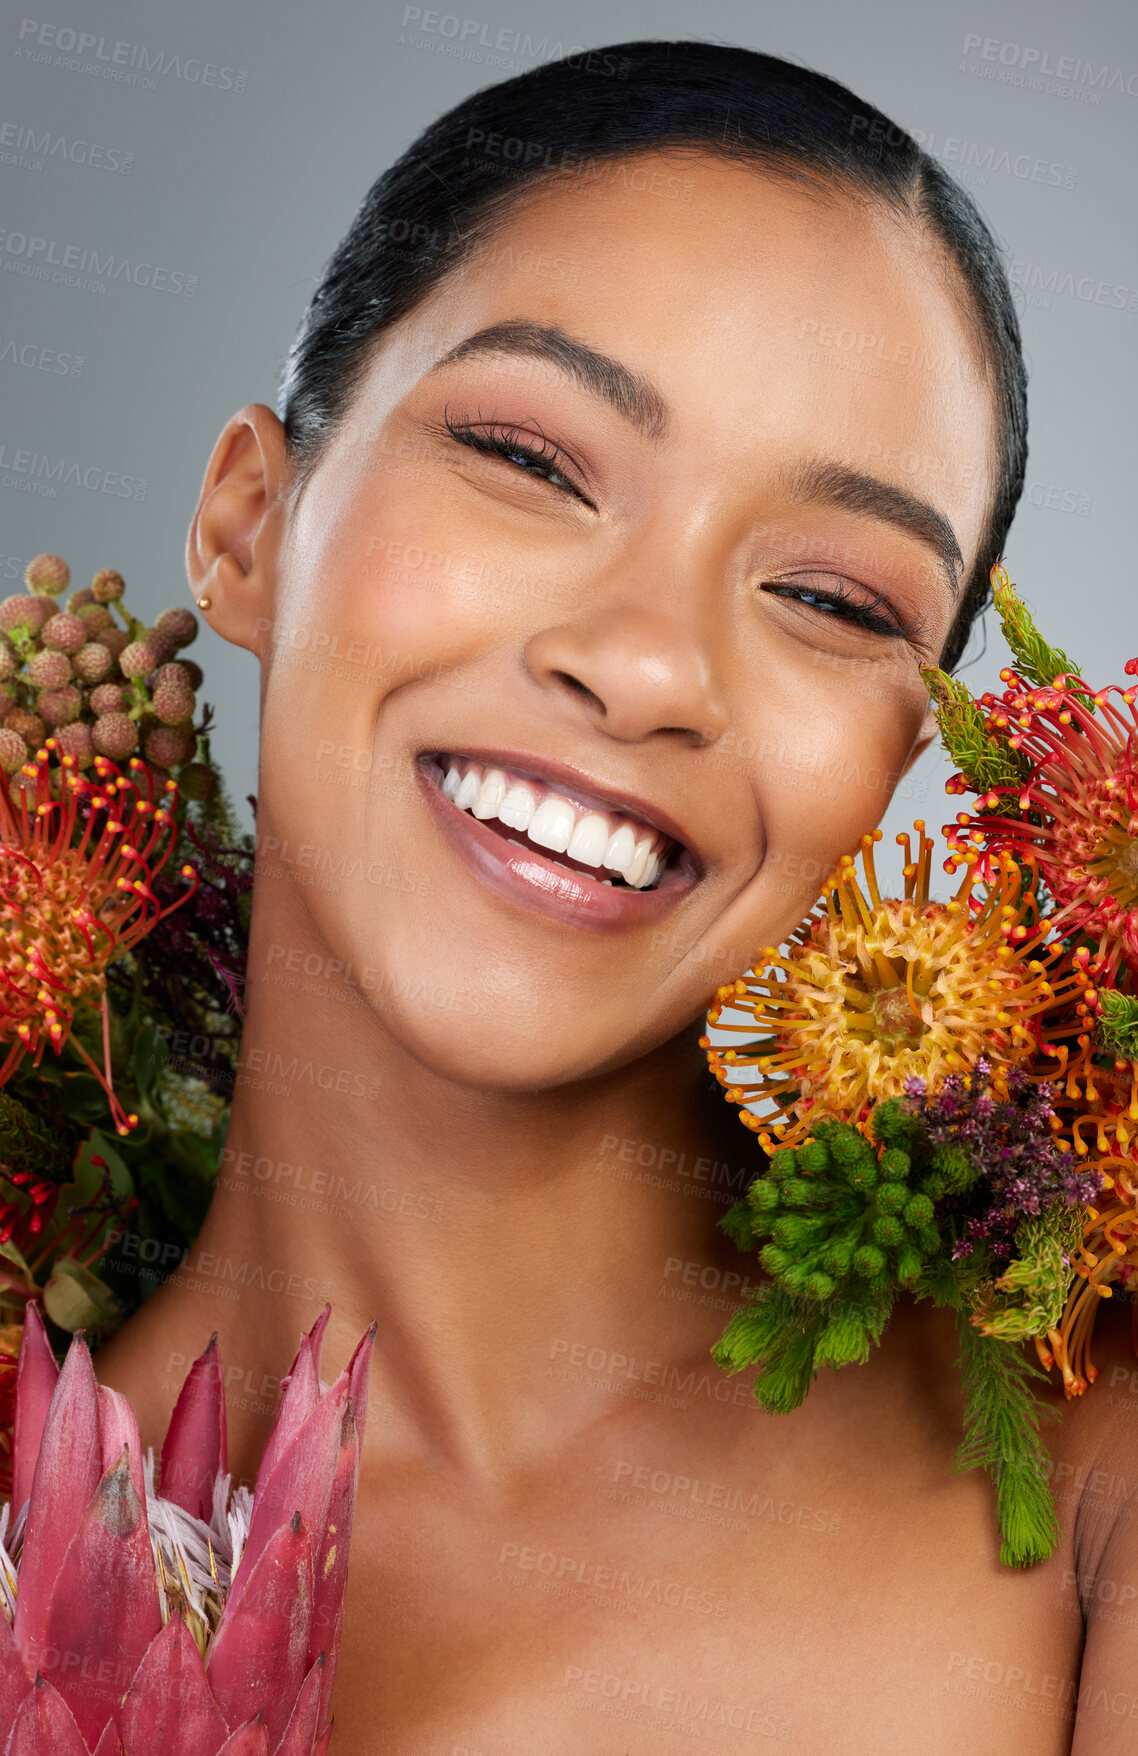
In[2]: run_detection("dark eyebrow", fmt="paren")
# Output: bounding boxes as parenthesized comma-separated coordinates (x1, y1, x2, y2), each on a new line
(428, 319, 668, 442)
(782, 458, 964, 601)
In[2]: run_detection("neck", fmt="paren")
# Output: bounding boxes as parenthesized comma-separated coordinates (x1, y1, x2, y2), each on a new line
(165, 884, 759, 1476)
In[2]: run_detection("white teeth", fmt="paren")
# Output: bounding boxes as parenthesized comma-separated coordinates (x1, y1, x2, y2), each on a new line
(637, 853, 662, 890)
(529, 795, 576, 854)
(435, 754, 673, 891)
(454, 767, 481, 811)
(498, 783, 536, 832)
(567, 812, 609, 868)
(624, 835, 654, 888)
(472, 768, 507, 820)
(603, 823, 637, 877)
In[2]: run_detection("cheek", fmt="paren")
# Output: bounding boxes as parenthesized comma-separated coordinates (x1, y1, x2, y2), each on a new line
(728, 675, 927, 945)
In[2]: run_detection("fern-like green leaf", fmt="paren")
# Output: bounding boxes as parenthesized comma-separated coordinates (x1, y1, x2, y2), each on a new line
(1096, 990, 1138, 1062)
(953, 1311, 1061, 1567)
(970, 1204, 1080, 1342)
(921, 667, 1031, 795)
(991, 576, 1080, 688)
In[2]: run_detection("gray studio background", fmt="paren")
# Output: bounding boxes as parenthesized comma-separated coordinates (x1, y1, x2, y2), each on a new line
(1, 0, 1136, 896)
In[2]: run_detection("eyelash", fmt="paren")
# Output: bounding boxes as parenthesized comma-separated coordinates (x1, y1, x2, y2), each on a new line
(441, 410, 915, 641)
(442, 410, 593, 506)
(762, 579, 915, 640)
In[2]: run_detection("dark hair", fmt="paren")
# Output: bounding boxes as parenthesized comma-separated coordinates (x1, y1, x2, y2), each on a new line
(279, 40, 1026, 670)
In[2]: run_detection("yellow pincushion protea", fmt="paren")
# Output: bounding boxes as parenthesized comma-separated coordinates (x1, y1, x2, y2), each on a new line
(701, 823, 1084, 1152)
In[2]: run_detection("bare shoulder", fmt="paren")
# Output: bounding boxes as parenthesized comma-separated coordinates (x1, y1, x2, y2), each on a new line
(1042, 1292, 1138, 1754)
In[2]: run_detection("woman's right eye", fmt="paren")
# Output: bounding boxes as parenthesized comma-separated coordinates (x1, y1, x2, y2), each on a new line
(440, 412, 595, 507)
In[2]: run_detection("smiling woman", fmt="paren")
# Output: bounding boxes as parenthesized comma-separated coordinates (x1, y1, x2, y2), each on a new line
(95, 38, 1128, 1756)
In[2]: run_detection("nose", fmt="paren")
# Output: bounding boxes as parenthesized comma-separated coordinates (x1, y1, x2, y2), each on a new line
(523, 604, 730, 745)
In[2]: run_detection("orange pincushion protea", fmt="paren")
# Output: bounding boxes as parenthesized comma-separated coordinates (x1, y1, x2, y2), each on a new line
(0, 743, 197, 1133)
(1032, 1060, 1138, 1396)
(702, 824, 1082, 1152)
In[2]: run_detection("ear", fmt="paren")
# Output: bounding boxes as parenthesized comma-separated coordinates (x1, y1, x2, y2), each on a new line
(899, 706, 939, 778)
(185, 404, 292, 657)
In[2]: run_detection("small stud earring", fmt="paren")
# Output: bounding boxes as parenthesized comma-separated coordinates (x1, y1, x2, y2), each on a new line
(196, 596, 212, 610)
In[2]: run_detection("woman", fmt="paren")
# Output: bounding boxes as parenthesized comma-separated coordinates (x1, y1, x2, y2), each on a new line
(100, 40, 1135, 1753)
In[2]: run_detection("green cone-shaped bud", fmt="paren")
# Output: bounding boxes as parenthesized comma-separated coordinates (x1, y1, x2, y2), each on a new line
(853, 1244, 887, 1278)
(876, 1182, 908, 1215)
(903, 1192, 935, 1228)
(872, 1215, 906, 1249)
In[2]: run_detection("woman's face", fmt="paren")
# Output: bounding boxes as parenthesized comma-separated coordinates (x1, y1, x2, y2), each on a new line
(242, 150, 997, 1088)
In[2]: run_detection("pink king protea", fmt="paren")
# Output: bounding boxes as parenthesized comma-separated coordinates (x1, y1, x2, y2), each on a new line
(0, 1304, 374, 1753)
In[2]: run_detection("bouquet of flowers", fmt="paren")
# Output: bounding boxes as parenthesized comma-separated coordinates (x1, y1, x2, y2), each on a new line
(0, 555, 253, 1492)
(0, 556, 388, 1746)
(702, 564, 1138, 1567)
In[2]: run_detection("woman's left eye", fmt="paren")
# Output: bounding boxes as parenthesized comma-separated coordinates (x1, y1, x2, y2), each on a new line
(762, 577, 913, 640)
(442, 413, 593, 505)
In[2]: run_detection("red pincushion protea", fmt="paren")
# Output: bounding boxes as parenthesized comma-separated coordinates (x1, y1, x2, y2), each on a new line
(0, 744, 198, 1134)
(0, 1303, 374, 1753)
(945, 658, 1138, 986)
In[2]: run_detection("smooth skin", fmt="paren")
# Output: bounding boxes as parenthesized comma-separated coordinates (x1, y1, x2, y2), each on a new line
(99, 151, 1138, 1752)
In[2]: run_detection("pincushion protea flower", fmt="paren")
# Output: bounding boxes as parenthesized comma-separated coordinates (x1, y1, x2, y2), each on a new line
(943, 612, 1138, 988)
(1029, 1066, 1138, 1399)
(0, 1302, 373, 1753)
(0, 743, 198, 1133)
(701, 824, 1080, 1152)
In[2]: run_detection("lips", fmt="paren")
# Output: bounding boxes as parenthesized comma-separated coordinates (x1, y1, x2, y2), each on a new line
(416, 747, 700, 932)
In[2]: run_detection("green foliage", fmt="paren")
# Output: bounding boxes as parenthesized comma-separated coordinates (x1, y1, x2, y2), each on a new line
(969, 1203, 1080, 1342)
(714, 1096, 1068, 1567)
(0, 1090, 73, 1182)
(1096, 989, 1138, 1062)
(992, 576, 1081, 689)
(953, 1310, 1061, 1567)
(743, 1111, 949, 1305)
(712, 1281, 893, 1413)
(920, 667, 1030, 795)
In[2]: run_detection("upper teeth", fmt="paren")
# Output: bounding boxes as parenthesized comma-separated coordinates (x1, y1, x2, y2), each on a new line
(436, 756, 669, 889)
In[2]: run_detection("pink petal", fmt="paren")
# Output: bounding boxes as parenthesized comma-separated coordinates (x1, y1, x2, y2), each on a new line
(11, 1307, 58, 1515)
(309, 1401, 363, 1725)
(232, 1381, 346, 1617)
(313, 1725, 332, 1756)
(91, 1724, 123, 1756)
(96, 1386, 145, 1503)
(3, 1674, 89, 1756)
(119, 1614, 227, 1756)
(0, 1616, 32, 1731)
(39, 1450, 163, 1747)
(206, 1513, 315, 1751)
(253, 1335, 321, 1502)
(297, 1307, 330, 1386)
(13, 1334, 102, 1672)
(216, 1717, 271, 1756)
(272, 1654, 323, 1756)
(159, 1334, 227, 1520)
(345, 1323, 375, 1448)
